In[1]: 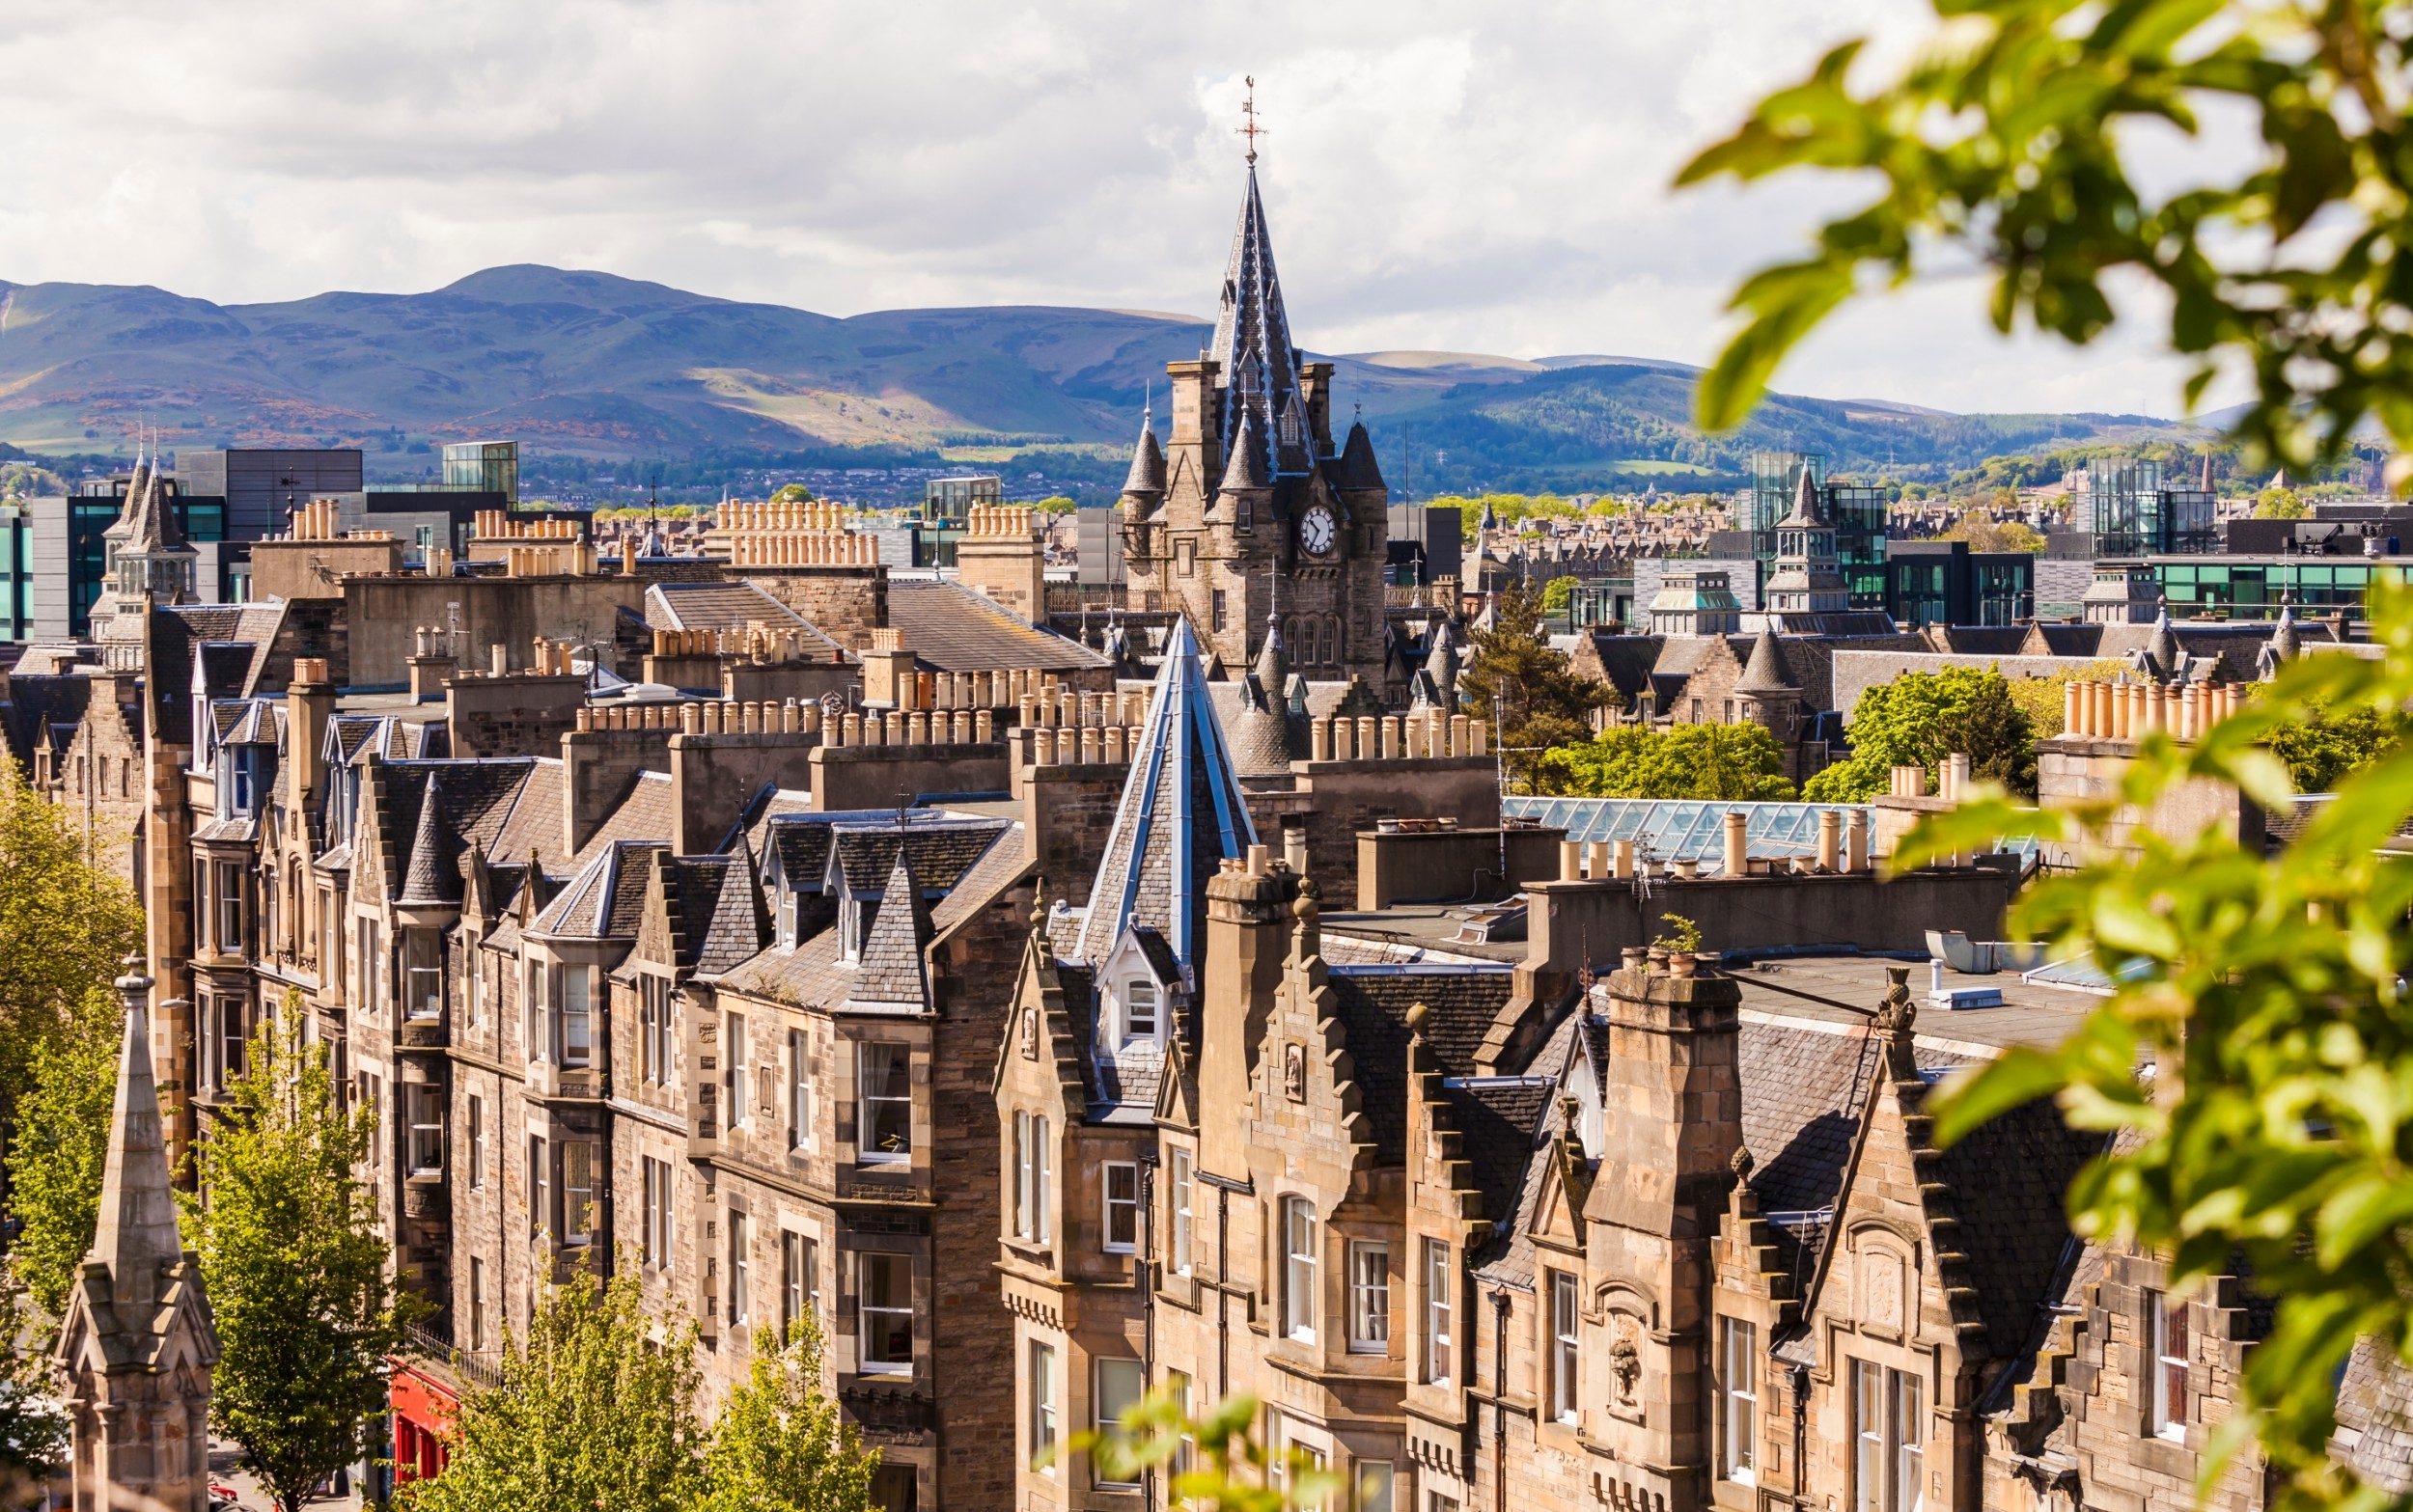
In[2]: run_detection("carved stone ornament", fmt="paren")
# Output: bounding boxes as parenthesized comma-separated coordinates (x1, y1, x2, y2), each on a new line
(1021, 1006, 1039, 1059)
(1284, 1041, 1306, 1103)
(1610, 1317, 1643, 1407)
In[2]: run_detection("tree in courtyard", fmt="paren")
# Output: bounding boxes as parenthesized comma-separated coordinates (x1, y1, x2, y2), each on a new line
(1804, 667, 2036, 802)
(1535, 722, 1795, 801)
(699, 1318, 881, 1512)
(2256, 486, 2310, 519)
(1999, 660, 2126, 742)
(1683, 0, 2413, 1498)
(2254, 694, 2404, 793)
(1539, 574, 1579, 613)
(0, 759, 143, 1142)
(406, 1264, 706, 1512)
(196, 994, 416, 1512)
(1456, 587, 1617, 790)
(1940, 512, 2045, 553)
(0, 1280, 67, 1502)
(5, 984, 124, 1319)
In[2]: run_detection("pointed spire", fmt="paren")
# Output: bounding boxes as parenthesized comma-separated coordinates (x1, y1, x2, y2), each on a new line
(1122, 409, 1166, 498)
(1074, 617, 1258, 967)
(91, 958, 182, 1310)
(2260, 597, 2300, 680)
(850, 845, 932, 1008)
(2200, 451, 2214, 492)
(1734, 628, 1795, 694)
(398, 775, 456, 906)
(1426, 619, 1461, 702)
(1777, 462, 1830, 529)
(1208, 165, 1301, 481)
(2145, 599, 2180, 679)
(1253, 611, 1288, 691)
(1219, 411, 1271, 494)
(1337, 419, 1386, 491)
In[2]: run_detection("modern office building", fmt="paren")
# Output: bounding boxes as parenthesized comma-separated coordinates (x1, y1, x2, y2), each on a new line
(1884, 539, 2036, 626)
(175, 449, 365, 540)
(440, 441, 519, 504)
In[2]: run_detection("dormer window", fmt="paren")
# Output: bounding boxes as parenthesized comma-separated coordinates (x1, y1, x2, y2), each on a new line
(1122, 979, 1159, 1042)
(840, 896, 871, 963)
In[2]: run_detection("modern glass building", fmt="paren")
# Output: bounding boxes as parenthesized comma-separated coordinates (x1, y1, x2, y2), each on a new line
(68, 480, 227, 635)
(2089, 458, 2216, 557)
(914, 475, 1005, 567)
(2150, 556, 2405, 618)
(441, 441, 519, 504)
(1746, 452, 1887, 608)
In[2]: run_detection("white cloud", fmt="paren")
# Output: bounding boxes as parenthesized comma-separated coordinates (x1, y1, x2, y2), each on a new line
(0, 0, 2207, 415)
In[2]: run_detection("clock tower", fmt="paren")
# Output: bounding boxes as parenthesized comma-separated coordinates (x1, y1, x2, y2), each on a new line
(1119, 142, 1393, 691)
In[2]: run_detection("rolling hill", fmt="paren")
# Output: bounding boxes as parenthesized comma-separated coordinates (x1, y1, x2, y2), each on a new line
(0, 264, 2201, 487)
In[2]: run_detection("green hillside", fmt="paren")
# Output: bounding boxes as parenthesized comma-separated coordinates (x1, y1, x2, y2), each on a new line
(0, 264, 2200, 484)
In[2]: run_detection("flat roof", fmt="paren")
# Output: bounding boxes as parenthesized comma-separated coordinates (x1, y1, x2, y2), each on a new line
(1722, 951, 2100, 1057)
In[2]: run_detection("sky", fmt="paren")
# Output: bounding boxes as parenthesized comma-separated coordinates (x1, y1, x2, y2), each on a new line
(0, 0, 2205, 418)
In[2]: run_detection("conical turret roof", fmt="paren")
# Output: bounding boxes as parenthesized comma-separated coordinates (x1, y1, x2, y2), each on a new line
(1337, 420, 1385, 491)
(1074, 617, 1257, 967)
(398, 775, 458, 906)
(1734, 628, 1796, 694)
(1219, 412, 1271, 493)
(1123, 413, 1167, 496)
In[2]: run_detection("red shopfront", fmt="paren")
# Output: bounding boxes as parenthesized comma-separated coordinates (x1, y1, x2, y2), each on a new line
(390, 1361, 459, 1485)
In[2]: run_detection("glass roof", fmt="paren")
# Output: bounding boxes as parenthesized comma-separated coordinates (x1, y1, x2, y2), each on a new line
(1501, 797, 1872, 874)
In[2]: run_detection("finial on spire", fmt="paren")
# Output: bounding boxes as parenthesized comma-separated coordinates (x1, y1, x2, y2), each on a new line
(1237, 74, 1265, 165)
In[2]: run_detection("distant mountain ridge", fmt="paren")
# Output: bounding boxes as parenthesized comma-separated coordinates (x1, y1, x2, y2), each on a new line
(0, 263, 2201, 485)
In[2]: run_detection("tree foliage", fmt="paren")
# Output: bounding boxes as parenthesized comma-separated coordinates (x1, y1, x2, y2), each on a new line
(409, 1271, 877, 1512)
(698, 1320, 880, 1512)
(0, 760, 143, 1133)
(1539, 574, 1579, 613)
(1939, 512, 2045, 553)
(1534, 722, 1796, 800)
(6, 984, 123, 1319)
(1684, 0, 2413, 1496)
(1677, 0, 2413, 478)
(2000, 660, 2127, 742)
(2257, 486, 2311, 519)
(2257, 695, 2404, 793)
(1806, 667, 2036, 801)
(1071, 1388, 1337, 1511)
(0, 1280, 67, 1500)
(1457, 588, 1617, 790)
(196, 996, 416, 1512)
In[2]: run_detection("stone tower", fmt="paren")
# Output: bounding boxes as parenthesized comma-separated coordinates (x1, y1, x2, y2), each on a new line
(1759, 465, 1850, 625)
(55, 958, 220, 1512)
(1119, 163, 1392, 689)
(93, 438, 199, 672)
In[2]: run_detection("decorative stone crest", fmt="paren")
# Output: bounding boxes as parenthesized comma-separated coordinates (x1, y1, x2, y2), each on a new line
(1610, 1316, 1643, 1408)
(1284, 1041, 1306, 1103)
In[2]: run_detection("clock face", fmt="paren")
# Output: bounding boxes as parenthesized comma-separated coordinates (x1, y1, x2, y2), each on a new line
(1300, 506, 1338, 557)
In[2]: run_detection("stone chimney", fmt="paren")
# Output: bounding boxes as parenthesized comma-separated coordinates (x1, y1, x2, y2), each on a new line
(405, 625, 458, 703)
(1195, 851, 1299, 1179)
(286, 658, 338, 817)
(956, 505, 1046, 622)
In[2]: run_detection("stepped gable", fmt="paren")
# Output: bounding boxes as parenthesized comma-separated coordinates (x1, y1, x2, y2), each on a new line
(1073, 617, 1257, 968)
(655, 852, 771, 978)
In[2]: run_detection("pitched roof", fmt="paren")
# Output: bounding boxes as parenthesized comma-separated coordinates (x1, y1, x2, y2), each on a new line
(534, 839, 663, 940)
(1329, 965, 1516, 1163)
(1776, 463, 1830, 530)
(656, 854, 770, 977)
(883, 578, 1109, 673)
(826, 816, 1012, 894)
(2338, 1336, 2413, 1494)
(1073, 617, 1258, 968)
(1220, 411, 1271, 493)
(847, 848, 932, 1010)
(644, 580, 846, 662)
(1336, 420, 1385, 491)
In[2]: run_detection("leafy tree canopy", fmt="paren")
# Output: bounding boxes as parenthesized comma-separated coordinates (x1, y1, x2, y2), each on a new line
(1806, 666, 2037, 801)
(1539, 574, 1579, 613)
(2256, 486, 2311, 519)
(6, 984, 123, 1320)
(698, 1320, 880, 1512)
(1535, 722, 1796, 800)
(0, 760, 143, 1123)
(196, 997, 417, 1512)
(1456, 588, 1617, 789)
(1939, 512, 2045, 553)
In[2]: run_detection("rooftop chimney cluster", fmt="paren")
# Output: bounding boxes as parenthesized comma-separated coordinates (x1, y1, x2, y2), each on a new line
(724, 501, 847, 533)
(964, 505, 1037, 539)
(729, 532, 878, 567)
(473, 510, 581, 540)
(1308, 709, 1488, 761)
(652, 625, 832, 664)
(281, 499, 391, 543)
(503, 542, 597, 577)
(2062, 678, 2242, 741)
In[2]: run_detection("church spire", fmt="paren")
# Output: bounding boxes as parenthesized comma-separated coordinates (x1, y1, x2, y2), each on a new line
(1208, 149, 1302, 484)
(90, 957, 182, 1308)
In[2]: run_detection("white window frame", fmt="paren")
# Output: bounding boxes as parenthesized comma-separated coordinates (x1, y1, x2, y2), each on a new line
(2148, 1290, 2189, 1440)
(1424, 1238, 1454, 1385)
(1348, 1241, 1390, 1354)
(1122, 976, 1158, 1041)
(1033, 1115, 1052, 1242)
(1282, 1196, 1318, 1343)
(1093, 1358, 1146, 1488)
(781, 1229, 818, 1342)
(857, 1041, 910, 1164)
(727, 1209, 749, 1325)
(557, 964, 591, 1067)
(1355, 1462, 1397, 1512)
(468, 1255, 485, 1352)
(788, 1028, 813, 1152)
(466, 1095, 485, 1190)
(641, 1155, 672, 1269)
(405, 1085, 443, 1174)
(528, 1135, 548, 1240)
(1548, 1269, 1580, 1425)
(1029, 1340, 1058, 1471)
(1721, 1316, 1759, 1484)
(562, 1141, 594, 1246)
(859, 1252, 913, 1375)
(724, 1011, 749, 1130)
(1102, 1162, 1139, 1254)
(1170, 1146, 1194, 1277)
(1851, 1360, 1924, 1512)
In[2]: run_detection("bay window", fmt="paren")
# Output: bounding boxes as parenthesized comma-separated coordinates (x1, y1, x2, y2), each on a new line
(859, 1253, 912, 1373)
(405, 1085, 443, 1174)
(1094, 1359, 1145, 1487)
(1282, 1196, 1318, 1343)
(1349, 1241, 1390, 1353)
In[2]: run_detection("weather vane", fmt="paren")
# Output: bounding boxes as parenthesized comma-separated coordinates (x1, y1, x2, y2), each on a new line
(1237, 75, 1265, 164)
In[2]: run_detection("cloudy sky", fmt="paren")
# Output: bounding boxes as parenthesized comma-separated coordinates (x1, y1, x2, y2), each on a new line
(0, 0, 2200, 417)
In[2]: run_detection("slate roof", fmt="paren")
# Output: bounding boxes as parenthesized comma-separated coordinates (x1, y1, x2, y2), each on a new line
(644, 580, 847, 660)
(655, 855, 770, 977)
(847, 849, 933, 1009)
(1443, 1079, 1554, 1215)
(534, 840, 663, 940)
(1208, 164, 1305, 480)
(1073, 618, 1256, 967)
(2337, 1336, 2413, 1495)
(1930, 1084, 2102, 1360)
(1, 674, 93, 772)
(1329, 965, 1516, 1163)
(373, 759, 541, 903)
(884, 578, 1108, 673)
(826, 817, 1012, 894)
(1123, 417, 1167, 496)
